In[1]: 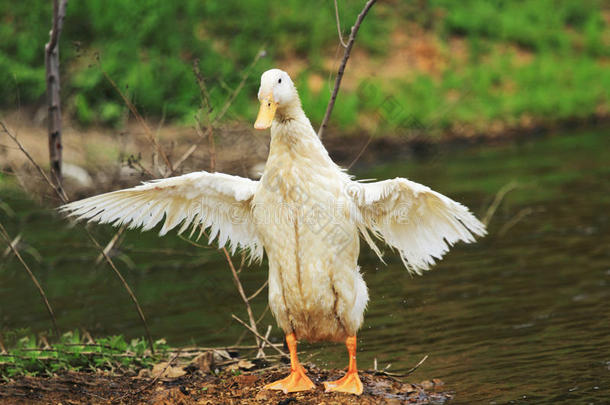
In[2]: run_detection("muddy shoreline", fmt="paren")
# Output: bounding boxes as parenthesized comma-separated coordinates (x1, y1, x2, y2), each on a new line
(0, 365, 451, 404)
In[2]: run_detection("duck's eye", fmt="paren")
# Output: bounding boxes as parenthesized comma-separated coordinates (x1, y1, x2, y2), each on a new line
(267, 102, 271, 107)
(278, 78, 282, 84)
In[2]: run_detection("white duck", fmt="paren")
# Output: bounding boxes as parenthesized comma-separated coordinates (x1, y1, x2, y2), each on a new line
(61, 69, 486, 395)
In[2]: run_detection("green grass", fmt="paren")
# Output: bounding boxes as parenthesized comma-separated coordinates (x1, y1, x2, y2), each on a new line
(0, 329, 169, 378)
(0, 0, 608, 133)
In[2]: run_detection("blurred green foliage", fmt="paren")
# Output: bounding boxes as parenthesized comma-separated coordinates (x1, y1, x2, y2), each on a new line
(0, 0, 608, 133)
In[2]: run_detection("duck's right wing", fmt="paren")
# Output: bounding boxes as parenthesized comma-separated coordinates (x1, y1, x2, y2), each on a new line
(349, 178, 486, 274)
(60, 171, 263, 260)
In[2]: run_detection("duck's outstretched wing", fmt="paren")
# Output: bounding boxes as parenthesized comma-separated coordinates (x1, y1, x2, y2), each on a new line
(60, 171, 263, 260)
(348, 178, 486, 274)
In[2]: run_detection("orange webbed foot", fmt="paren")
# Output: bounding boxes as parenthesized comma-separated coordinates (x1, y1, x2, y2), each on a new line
(323, 370, 363, 395)
(323, 335, 363, 395)
(264, 364, 315, 393)
(264, 333, 315, 393)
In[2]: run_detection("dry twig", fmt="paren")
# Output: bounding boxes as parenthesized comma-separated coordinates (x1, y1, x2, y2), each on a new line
(318, 0, 378, 138)
(333, 0, 348, 48)
(223, 248, 264, 357)
(86, 229, 155, 353)
(0, 222, 60, 339)
(0, 121, 68, 202)
(247, 280, 268, 301)
(376, 354, 429, 378)
(483, 181, 519, 226)
(231, 314, 287, 358)
(97, 61, 173, 175)
(214, 48, 266, 125)
(95, 225, 126, 265)
(499, 207, 536, 236)
(403, 354, 429, 376)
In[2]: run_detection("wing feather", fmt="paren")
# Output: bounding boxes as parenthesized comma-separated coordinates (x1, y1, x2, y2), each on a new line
(60, 171, 263, 260)
(350, 178, 485, 274)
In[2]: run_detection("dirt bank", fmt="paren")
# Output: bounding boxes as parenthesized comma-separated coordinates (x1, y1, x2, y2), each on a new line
(0, 364, 451, 404)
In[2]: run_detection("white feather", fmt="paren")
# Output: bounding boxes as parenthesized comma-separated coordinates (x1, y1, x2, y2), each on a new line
(350, 177, 486, 275)
(60, 171, 263, 261)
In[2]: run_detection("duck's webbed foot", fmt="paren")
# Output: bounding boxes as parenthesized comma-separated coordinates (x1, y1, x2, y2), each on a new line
(323, 336, 363, 395)
(265, 363, 315, 393)
(264, 333, 315, 393)
(324, 370, 363, 395)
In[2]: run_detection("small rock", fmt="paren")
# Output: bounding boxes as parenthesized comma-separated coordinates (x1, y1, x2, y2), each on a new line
(63, 163, 93, 187)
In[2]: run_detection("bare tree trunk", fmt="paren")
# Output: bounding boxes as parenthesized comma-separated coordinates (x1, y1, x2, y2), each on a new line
(45, 0, 68, 192)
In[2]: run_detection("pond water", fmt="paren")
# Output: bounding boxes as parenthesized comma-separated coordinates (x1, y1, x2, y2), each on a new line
(1, 128, 609, 403)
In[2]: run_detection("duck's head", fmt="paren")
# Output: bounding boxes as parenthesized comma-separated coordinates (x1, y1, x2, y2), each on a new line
(254, 69, 300, 130)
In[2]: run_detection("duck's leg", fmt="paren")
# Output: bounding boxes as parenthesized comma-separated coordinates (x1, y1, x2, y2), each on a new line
(264, 333, 315, 393)
(323, 335, 363, 395)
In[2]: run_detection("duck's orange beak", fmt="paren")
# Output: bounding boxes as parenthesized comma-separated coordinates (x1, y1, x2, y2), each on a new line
(254, 95, 278, 130)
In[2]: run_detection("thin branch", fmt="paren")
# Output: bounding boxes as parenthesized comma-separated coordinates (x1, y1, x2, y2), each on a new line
(255, 304, 270, 325)
(95, 225, 126, 265)
(222, 247, 263, 356)
(259, 325, 272, 350)
(171, 143, 199, 173)
(173, 59, 215, 174)
(213, 48, 266, 125)
(2, 233, 21, 258)
(377, 354, 429, 378)
(247, 280, 268, 301)
(199, 117, 216, 175)
(192, 58, 212, 116)
(97, 62, 173, 174)
(236, 252, 247, 274)
(177, 234, 213, 249)
(231, 314, 287, 358)
(0, 222, 60, 339)
(86, 229, 155, 354)
(318, 0, 378, 139)
(0, 121, 68, 202)
(347, 134, 373, 169)
(483, 181, 518, 226)
(333, 0, 348, 48)
(403, 354, 428, 376)
(498, 207, 535, 236)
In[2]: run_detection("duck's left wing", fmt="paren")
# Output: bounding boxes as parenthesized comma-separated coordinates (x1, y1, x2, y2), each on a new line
(348, 178, 486, 274)
(60, 171, 263, 260)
